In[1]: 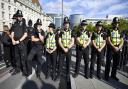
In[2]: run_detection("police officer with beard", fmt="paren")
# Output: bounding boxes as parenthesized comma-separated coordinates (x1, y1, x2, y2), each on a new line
(11, 10, 28, 76)
(27, 19, 45, 78)
(74, 20, 91, 79)
(105, 17, 124, 81)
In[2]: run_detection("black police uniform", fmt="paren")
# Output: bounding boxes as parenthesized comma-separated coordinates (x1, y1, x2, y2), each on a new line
(45, 32, 57, 80)
(27, 27, 45, 77)
(90, 30, 106, 79)
(57, 29, 74, 79)
(1, 31, 12, 67)
(26, 20, 34, 54)
(11, 18, 28, 76)
(74, 29, 90, 78)
(105, 28, 123, 81)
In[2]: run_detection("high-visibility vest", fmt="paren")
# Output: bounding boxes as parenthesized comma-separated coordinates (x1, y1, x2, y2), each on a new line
(61, 30, 71, 48)
(46, 33, 56, 49)
(95, 33, 104, 48)
(79, 31, 89, 45)
(111, 30, 121, 46)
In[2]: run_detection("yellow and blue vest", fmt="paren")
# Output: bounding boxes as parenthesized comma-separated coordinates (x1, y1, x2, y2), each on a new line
(46, 33, 56, 49)
(95, 33, 104, 48)
(111, 30, 121, 46)
(78, 31, 89, 45)
(61, 30, 72, 48)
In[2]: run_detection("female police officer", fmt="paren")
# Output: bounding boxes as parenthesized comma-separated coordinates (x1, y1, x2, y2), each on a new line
(45, 23, 57, 80)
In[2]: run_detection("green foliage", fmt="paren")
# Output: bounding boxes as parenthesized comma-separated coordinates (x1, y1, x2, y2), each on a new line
(72, 18, 128, 34)
(119, 18, 128, 31)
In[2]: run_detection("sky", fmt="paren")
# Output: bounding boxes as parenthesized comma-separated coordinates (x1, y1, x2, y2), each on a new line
(39, 0, 128, 18)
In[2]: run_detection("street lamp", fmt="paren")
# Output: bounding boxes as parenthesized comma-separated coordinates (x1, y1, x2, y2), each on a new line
(61, 0, 63, 28)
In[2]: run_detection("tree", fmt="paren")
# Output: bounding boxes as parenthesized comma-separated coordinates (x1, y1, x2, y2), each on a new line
(119, 18, 128, 31)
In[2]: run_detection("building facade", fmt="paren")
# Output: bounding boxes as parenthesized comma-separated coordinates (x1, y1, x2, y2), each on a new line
(47, 13, 62, 29)
(0, 0, 53, 31)
(69, 14, 128, 28)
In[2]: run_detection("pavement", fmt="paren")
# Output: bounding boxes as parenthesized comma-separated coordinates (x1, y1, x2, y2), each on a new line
(0, 48, 128, 89)
(70, 48, 128, 89)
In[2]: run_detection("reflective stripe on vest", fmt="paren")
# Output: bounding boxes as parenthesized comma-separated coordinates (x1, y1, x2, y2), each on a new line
(46, 34, 56, 49)
(111, 30, 121, 46)
(62, 31, 71, 47)
(95, 34, 104, 48)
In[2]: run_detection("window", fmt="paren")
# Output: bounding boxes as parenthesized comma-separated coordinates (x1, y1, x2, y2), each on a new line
(14, 8, 16, 12)
(2, 11, 5, 20)
(1, 3, 4, 9)
(3, 22, 5, 25)
(8, 6, 11, 11)
(9, 14, 11, 19)
(8, 0, 10, 3)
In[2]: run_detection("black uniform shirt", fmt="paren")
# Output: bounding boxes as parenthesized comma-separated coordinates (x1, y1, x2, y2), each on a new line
(12, 21, 27, 40)
(32, 29, 45, 45)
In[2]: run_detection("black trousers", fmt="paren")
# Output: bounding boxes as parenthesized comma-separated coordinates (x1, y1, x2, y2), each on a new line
(14, 42, 27, 75)
(58, 49, 71, 77)
(3, 46, 11, 67)
(46, 51, 57, 77)
(75, 46, 89, 77)
(105, 47, 120, 78)
(90, 48, 104, 77)
(27, 45, 43, 75)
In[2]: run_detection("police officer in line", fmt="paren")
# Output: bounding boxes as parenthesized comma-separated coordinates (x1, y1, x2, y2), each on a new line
(11, 10, 28, 76)
(9, 13, 18, 71)
(57, 17, 74, 80)
(1, 25, 12, 68)
(73, 20, 91, 79)
(90, 21, 106, 79)
(26, 19, 34, 54)
(45, 23, 57, 80)
(27, 19, 45, 77)
(119, 29, 128, 69)
(105, 17, 124, 81)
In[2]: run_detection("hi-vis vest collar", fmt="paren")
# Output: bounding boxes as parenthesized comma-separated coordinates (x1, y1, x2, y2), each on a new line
(111, 29, 121, 46)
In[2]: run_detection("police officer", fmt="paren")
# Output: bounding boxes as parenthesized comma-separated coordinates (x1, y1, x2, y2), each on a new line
(27, 19, 45, 77)
(9, 13, 17, 72)
(45, 23, 57, 80)
(1, 25, 12, 67)
(57, 17, 74, 80)
(74, 20, 91, 79)
(105, 17, 124, 81)
(90, 21, 106, 79)
(11, 10, 28, 76)
(26, 19, 34, 54)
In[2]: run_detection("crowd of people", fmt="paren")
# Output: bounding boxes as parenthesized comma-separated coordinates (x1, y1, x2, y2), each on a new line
(0, 10, 128, 82)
